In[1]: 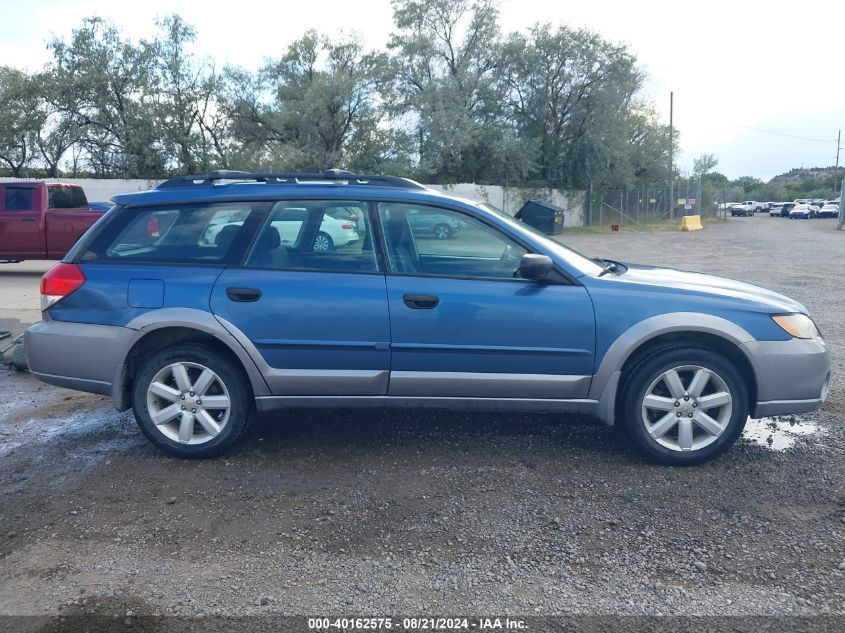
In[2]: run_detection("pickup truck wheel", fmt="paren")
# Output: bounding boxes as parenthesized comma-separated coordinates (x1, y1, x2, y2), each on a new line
(434, 223, 453, 239)
(620, 347, 748, 465)
(132, 344, 253, 458)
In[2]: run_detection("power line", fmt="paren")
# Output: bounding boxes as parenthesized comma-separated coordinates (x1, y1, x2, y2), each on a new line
(733, 123, 836, 144)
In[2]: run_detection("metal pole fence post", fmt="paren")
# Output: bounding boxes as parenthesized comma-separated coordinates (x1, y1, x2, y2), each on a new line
(834, 130, 841, 199)
(668, 92, 674, 218)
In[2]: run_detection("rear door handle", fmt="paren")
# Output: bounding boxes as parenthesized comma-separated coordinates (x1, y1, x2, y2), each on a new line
(20, 217, 36, 222)
(403, 293, 439, 309)
(226, 287, 262, 302)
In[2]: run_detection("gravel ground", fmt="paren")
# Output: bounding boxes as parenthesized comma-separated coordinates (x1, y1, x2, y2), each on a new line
(0, 214, 843, 629)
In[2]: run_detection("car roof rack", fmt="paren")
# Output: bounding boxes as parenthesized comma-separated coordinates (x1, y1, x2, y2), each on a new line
(157, 169, 427, 190)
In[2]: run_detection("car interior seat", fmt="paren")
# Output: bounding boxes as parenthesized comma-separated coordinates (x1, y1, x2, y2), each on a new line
(249, 226, 289, 269)
(214, 224, 241, 252)
(384, 214, 420, 274)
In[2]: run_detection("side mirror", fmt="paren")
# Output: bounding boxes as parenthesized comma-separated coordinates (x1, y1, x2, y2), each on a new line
(518, 253, 553, 281)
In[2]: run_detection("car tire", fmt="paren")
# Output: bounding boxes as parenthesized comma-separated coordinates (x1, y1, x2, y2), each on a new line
(619, 346, 749, 466)
(314, 231, 334, 251)
(132, 343, 253, 458)
(433, 223, 453, 240)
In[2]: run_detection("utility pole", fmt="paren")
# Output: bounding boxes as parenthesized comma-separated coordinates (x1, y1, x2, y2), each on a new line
(668, 92, 674, 218)
(834, 130, 841, 198)
(838, 172, 845, 230)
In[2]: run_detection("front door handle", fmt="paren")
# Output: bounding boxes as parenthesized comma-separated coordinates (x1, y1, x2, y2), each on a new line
(226, 287, 262, 302)
(403, 293, 439, 309)
(20, 217, 36, 222)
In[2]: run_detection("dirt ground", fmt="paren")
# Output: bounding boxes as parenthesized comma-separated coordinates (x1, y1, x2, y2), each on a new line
(0, 214, 843, 629)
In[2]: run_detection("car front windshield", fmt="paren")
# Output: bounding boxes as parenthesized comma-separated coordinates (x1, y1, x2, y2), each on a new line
(476, 203, 605, 276)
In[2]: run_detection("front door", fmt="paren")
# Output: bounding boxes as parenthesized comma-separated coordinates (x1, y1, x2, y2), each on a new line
(210, 199, 390, 396)
(377, 202, 596, 400)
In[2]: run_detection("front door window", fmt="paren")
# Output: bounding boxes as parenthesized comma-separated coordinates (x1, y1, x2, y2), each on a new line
(378, 203, 527, 279)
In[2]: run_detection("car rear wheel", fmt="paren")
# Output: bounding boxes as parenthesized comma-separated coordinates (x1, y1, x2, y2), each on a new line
(313, 232, 334, 251)
(132, 344, 253, 458)
(620, 347, 748, 465)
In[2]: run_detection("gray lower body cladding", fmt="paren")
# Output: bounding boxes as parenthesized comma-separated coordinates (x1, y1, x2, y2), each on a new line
(24, 319, 832, 421)
(742, 338, 830, 417)
(25, 319, 136, 398)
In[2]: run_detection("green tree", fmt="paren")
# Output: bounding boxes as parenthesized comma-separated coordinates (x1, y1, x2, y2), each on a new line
(150, 15, 223, 174)
(224, 31, 401, 172)
(386, 0, 522, 183)
(0, 67, 39, 176)
(500, 23, 656, 189)
(731, 176, 763, 194)
(31, 67, 84, 177)
(48, 17, 162, 177)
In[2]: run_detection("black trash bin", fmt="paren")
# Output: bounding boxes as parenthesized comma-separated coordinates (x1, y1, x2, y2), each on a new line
(515, 200, 565, 235)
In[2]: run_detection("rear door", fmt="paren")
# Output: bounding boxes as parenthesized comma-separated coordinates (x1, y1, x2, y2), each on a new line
(0, 185, 42, 258)
(210, 199, 391, 397)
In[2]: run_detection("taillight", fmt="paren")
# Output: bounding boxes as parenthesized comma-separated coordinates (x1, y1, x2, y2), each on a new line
(40, 263, 86, 311)
(147, 218, 160, 237)
(341, 224, 354, 230)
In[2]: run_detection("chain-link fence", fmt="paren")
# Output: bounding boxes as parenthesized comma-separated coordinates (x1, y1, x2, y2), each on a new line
(591, 176, 725, 227)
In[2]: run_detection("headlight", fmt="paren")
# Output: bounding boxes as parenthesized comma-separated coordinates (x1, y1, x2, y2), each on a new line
(772, 314, 821, 339)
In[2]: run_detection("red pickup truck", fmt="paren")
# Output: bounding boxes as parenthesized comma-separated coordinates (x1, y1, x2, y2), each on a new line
(0, 182, 105, 262)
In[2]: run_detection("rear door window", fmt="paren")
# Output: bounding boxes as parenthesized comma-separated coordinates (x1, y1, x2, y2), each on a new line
(82, 203, 261, 264)
(245, 200, 378, 273)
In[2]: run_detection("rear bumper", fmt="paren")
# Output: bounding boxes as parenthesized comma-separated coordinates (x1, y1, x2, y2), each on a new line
(25, 319, 135, 398)
(742, 337, 831, 417)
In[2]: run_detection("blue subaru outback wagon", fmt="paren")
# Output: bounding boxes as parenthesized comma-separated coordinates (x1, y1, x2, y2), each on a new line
(25, 170, 831, 464)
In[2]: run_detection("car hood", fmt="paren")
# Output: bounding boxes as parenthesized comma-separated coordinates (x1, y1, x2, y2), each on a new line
(612, 264, 807, 314)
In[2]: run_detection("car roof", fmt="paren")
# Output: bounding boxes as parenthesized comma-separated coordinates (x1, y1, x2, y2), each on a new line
(112, 181, 478, 210)
(0, 181, 82, 188)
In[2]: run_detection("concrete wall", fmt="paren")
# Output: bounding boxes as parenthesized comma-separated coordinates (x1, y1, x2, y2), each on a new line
(426, 183, 585, 227)
(0, 177, 586, 228)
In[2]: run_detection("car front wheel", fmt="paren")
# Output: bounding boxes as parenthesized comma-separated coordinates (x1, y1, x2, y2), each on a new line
(132, 343, 253, 458)
(620, 347, 748, 465)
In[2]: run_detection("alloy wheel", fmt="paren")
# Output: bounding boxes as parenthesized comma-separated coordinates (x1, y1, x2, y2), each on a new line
(146, 362, 231, 445)
(313, 233, 331, 251)
(434, 224, 451, 239)
(640, 364, 733, 452)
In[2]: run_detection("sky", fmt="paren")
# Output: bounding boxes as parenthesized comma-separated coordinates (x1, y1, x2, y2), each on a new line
(2, 0, 843, 181)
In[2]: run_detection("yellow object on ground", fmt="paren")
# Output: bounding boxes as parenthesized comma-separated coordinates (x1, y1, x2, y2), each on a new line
(680, 215, 703, 231)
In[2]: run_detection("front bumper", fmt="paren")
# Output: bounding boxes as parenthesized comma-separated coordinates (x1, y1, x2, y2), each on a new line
(742, 337, 831, 417)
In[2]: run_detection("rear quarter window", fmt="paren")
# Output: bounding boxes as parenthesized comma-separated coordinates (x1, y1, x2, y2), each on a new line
(81, 203, 261, 264)
(48, 186, 88, 209)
